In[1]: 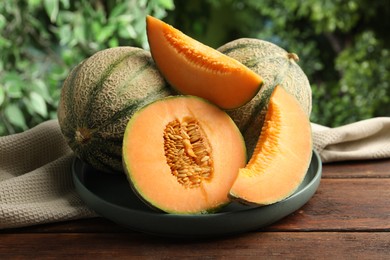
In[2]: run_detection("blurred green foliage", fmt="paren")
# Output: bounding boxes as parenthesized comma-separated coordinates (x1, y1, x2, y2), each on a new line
(0, 0, 173, 135)
(0, 0, 389, 136)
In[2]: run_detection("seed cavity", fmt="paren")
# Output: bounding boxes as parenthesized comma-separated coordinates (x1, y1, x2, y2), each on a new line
(163, 117, 213, 188)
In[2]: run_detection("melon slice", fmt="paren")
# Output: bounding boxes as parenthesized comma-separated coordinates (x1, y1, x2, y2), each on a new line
(229, 86, 312, 205)
(122, 96, 247, 214)
(146, 15, 263, 110)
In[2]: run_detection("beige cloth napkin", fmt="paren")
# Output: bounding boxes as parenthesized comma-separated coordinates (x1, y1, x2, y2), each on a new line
(0, 120, 97, 229)
(1, 117, 389, 229)
(312, 117, 390, 163)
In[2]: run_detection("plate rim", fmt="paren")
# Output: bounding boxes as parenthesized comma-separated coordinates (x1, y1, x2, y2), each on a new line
(72, 150, 322, 236)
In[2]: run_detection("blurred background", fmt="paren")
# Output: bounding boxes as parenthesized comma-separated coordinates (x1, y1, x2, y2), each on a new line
(0, 0, 389, 136)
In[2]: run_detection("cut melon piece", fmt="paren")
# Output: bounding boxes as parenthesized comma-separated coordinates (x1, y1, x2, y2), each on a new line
(229, 86, 312, 205)
(146, 16, 263, 109)
(122, 96, 247, 214)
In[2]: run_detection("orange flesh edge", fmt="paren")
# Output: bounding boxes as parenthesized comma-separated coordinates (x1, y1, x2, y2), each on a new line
(146, 15, 262, 109)
(230, 86, 312, 205)
(122, 97, 246, 214)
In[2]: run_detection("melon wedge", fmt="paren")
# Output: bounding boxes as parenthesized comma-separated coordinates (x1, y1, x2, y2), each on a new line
(122, 96, 247, 214)
(229, 86, 312, 205)
(146, 15, 263, 110)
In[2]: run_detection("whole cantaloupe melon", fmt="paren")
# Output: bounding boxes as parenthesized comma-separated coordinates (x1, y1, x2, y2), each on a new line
(58, 47, 172, 173)
(218, 38, 312, 156)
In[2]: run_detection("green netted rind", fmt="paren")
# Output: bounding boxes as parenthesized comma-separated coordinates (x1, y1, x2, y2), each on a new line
(58, 47, 172, 173)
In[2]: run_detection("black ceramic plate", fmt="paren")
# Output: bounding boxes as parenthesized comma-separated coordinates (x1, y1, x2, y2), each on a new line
(72, 151, 322, 238)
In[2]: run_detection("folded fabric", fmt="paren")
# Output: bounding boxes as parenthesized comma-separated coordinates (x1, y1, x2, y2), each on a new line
(1, 117, 389, 229)
(0, 120, 97, 229)
(312, 117, 390, 163)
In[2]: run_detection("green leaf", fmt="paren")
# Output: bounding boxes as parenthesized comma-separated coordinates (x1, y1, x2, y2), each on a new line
(119, 25, 137, 39)
(110, 3, 128, 18)
(109, 38, 119, 48)
(60, 0, 70, 9)
(0, 14, 6, 30)
(6, 84, 23, 99)
(0, 86, 4, 106)
(96, 25, 116, 43)
(44, 0, 59, 23)
(29, 91, 48, 117)
(31, 79, 52, 103)
(5, 104, 27, 130)
(58, 24, 72, 46)
(158, 0, 175, 10)
(73, 16, 86, 44)
(28, 0, 42, 8)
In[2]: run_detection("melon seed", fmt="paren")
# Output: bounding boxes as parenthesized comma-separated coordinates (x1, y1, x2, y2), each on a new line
(163, 117, 213, 188)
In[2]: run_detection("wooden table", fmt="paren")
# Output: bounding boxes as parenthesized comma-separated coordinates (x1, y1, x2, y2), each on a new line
(1, 159, 389, 259)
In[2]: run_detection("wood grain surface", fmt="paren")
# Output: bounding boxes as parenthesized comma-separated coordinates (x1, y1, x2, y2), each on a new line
(1, 159, 389, 259)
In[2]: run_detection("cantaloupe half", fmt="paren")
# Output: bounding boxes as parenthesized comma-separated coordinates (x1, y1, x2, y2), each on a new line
(122, 96, 247, 214)
(146, 15, 263, 110)
(229, 86, 312, 205)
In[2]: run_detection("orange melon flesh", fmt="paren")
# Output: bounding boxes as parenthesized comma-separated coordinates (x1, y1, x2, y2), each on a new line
(229, 86, 312, 205)
(146, 15, 263, 109)
(122, 96, 247, 214)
